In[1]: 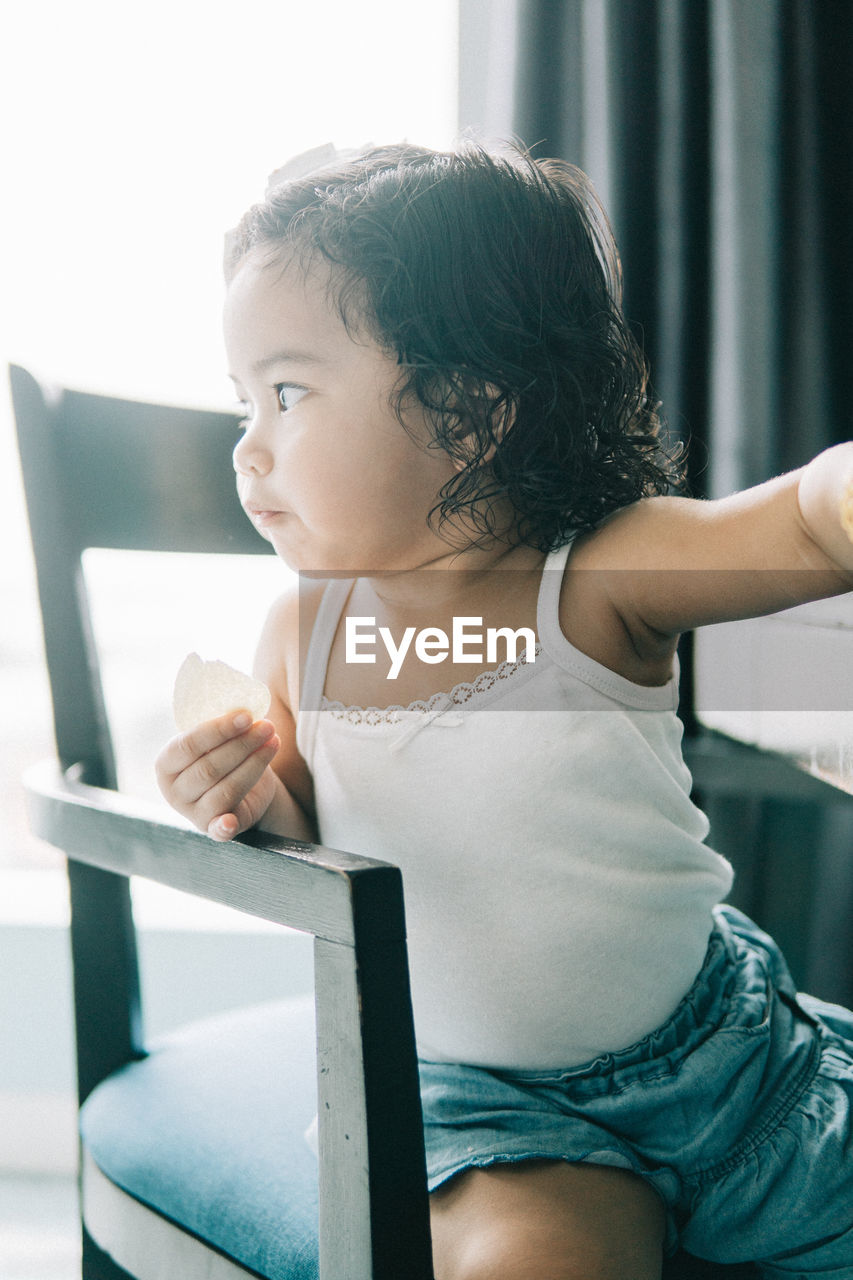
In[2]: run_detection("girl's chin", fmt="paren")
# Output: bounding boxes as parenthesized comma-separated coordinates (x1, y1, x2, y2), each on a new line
(269, 541, 357, 579)
(267, 531, 391, 577)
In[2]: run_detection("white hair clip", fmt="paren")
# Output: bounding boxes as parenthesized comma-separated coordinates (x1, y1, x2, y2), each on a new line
(265, 142, 368, 196)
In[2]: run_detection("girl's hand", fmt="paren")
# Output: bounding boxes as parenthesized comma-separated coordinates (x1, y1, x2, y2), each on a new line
(155, 712, 282, 841)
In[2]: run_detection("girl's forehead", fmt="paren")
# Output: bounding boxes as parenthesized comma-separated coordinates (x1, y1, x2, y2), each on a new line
(227, 249, 337, 314)
(224, 252, 356, 349)
(223, 249, 392, 380)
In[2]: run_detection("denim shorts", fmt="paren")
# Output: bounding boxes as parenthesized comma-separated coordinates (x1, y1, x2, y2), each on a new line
(419, 905, 853, 1274)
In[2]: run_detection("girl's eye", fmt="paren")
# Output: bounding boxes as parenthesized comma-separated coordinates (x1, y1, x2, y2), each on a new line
(276, 384, 308, 413)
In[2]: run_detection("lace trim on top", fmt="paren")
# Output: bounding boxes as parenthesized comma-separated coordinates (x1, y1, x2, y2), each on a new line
(320, 643, 543, 726)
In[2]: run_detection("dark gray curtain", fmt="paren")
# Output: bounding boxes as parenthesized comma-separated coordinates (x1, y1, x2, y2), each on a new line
(458, 0, 853, 1005)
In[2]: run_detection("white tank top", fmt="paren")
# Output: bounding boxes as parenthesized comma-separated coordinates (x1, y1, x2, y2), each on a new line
(296, 544, 733, 1070)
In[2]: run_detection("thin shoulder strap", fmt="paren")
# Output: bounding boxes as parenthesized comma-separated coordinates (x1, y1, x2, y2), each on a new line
(536, 541, 573, 655)
(295, 577, 353, 764)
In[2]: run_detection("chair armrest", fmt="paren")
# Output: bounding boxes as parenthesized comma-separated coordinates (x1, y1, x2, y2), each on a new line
(23, 758, 405, 945)
(24, 758, 434, 1279)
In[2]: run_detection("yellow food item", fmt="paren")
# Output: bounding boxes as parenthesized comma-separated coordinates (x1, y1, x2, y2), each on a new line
(172, 653, 271, 732)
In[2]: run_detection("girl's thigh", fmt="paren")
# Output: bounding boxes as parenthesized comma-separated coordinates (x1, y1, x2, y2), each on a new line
(429, 1157, 666, 1280)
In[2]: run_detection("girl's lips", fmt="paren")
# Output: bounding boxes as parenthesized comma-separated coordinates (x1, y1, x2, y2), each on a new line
(245, 504, 287, 527)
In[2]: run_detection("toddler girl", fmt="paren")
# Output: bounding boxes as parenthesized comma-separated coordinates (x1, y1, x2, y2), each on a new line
(157, 143, 853, 1279)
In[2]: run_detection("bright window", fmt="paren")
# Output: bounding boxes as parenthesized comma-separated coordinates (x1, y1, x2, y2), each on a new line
(1, 0, 459, 869)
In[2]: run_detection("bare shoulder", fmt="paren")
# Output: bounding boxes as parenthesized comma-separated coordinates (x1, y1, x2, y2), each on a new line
(253, 576, 327, 714)
(253, 576, 327, 818)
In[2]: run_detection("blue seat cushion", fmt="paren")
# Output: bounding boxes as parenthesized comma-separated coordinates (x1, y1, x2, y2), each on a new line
(80, 996, 319, 1278)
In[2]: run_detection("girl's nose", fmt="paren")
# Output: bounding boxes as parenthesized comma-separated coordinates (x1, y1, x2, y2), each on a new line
(233, 427, 273, 478)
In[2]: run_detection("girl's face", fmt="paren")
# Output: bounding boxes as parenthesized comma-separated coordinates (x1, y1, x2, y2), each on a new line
(225, 252, 460, 576)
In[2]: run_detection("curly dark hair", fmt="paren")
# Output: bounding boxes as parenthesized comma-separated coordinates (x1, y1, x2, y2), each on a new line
(225, 142, 683, 552)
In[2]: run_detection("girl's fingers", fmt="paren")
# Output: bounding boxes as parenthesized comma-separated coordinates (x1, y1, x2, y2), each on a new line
(158, 712, 275, 781)
(204, 750, 280, 840)
(155, 712, 280, 835)
(157, 714, 277, 794)
(208, 813, 240, 841)
(184, 732, 280, 818)
(181, 726, 277, 803)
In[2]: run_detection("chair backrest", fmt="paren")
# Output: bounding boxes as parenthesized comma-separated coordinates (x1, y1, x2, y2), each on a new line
(11, 361, 268, 1096)
(11, 363, 269, 785)
(11, 364, 434, 1279)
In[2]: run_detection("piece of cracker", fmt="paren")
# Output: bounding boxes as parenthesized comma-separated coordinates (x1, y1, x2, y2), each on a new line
(173, 653, 271, 732)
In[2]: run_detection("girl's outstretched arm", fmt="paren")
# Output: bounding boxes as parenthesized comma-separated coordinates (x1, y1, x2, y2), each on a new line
(562, 442, 853, 682)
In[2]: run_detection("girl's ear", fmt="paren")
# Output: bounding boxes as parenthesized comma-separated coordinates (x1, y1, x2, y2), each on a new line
(450, 382, 515, 471)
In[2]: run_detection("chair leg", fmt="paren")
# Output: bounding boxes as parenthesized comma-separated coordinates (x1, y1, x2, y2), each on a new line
(82, 1223, 136, 1280)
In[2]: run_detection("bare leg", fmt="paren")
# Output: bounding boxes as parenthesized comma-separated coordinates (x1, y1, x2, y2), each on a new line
(430, 1159, 665, 1280)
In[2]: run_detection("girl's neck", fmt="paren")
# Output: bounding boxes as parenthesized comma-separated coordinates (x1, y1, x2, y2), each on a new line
(320, 542, 549, 710)
(360, 540, 546, 619)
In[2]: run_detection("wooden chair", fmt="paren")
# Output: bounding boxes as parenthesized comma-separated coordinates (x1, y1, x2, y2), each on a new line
(11, 363, 432, 1279)
(11, 362, 765, 1279)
